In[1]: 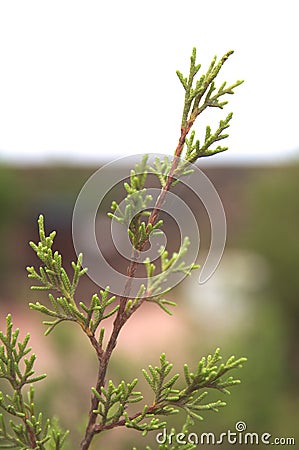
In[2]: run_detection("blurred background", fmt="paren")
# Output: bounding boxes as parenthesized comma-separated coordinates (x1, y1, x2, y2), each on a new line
(1, 160, 299, 449)
(1, 1, 299, 448)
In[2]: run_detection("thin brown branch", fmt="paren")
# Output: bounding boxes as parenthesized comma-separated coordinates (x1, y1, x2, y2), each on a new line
(80, 122, 193, 450)
(146, 120, 194, 229)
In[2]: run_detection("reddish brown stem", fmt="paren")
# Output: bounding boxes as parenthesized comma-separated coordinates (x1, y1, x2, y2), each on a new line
(146, 121, 193, 229)
(81, 123, 192, 450)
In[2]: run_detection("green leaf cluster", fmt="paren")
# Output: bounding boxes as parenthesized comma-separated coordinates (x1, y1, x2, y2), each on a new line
(185, 112, 233, 162)
(149, 156, 194, 188)
(176, 47, 243, 161)
(108, 155, 165, 250)
(98, 349, 247, 441)
(27, 216, 87, 301)
(27, 216, 118, 338)
(124, 236, 199, 317)
(0, 316, 46, 389)
(142, 349, 246, 424)
(92, 378, 143, 427)
(0, 315, 68, 449)
(142, 237, 199, 314)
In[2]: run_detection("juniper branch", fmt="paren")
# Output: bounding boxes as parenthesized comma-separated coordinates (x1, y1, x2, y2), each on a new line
(22, 46, 245, 450)
(86, 349, 246, 439)
(81, 46, 243, 450)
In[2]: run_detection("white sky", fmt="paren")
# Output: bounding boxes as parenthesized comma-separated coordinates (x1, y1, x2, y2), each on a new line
(0, 0, 298, 165)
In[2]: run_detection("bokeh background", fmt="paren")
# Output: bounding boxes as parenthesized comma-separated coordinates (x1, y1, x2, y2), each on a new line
(1, 1, 299, 448)
(1, 160, 299, 449)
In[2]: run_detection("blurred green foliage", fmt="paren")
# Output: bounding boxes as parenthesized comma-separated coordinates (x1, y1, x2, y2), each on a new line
(0, 166, 23, 226)
(245, 164, 299, 385)
(239, 164, 299, 440)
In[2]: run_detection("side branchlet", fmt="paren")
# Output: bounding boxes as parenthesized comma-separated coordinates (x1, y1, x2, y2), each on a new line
(28, 216, 118, 339)
(120, 349, 247, 438)
(0, 315, 68, 449)
(142, 237, 199, 315)
(176, 47, 243, 161)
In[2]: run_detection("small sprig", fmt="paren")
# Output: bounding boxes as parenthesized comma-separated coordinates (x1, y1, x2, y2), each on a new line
(150, 156, 193, 188)
(0, 315, 68, 449)
(142, 354, 180, 412)
(92, 378, 143, 427)
(86, 348, 245, 441)
(125, 349, 246, 443)
(108, 155, 164, 249)
(29, 286, 118, 337)
(0, 315, 46, 389)
(126, 154, 149, 193)
(184, 349, 247, 394)
(184, 111, 233, 162)
(108, 189, 152, 227)
(176, 47, 243, 163)
(79, 287, 119, 334)
(143, 237, 199, 314)
(177, 48, 243, 127)
(27, 215, 87, 302)
(143, 349, 246, 424)
(28, 217, 119, 339)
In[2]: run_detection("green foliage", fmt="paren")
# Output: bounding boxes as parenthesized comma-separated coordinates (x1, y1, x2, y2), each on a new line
(176, 47, 243, 160)
(141, 237, 200, 314)
(0, 315, 68, 449)
(108, 154, 164, 250)
(0, 315, 46, 389)
(185, 113, 233, 162)
(27, 215, 118, 337)
(245, 165, 299, 388)
(141, 350, 246, 424)
(87, 349, 246, 440)
(27, 215, 87, 299)
(131, 350, 246, 450)
(150, 156, 194, 188)
(92, 378, 143, 427)
(0, 46, 245, 449)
